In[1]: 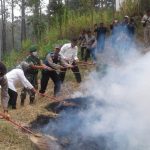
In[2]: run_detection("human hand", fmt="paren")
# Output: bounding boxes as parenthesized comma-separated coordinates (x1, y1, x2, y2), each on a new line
(0, 111, 10, 120)
(60, 66, 65, 69)
(46, 66, 53, 71)
(75, 59, 79, 63)
(31, 88, 36, 94)
(4, 111, 10, 120)
(67, 64, 73, 68)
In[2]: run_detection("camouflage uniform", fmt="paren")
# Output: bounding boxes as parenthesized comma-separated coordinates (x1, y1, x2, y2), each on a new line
(20, 55, 41, 105)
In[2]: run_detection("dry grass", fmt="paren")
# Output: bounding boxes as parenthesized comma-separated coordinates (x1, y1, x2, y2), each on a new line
(0, 64, 94, 149)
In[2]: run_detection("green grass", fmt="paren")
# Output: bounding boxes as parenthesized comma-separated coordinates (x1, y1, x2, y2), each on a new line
(0, 121, 33, 150)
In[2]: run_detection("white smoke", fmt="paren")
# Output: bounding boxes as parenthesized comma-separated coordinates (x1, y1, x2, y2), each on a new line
(41, 27, 150, 150)
(78, 48, 150, 150)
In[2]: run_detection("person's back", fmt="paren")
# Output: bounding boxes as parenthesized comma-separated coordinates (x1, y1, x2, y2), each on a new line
(6, 62, 34, 109)
(95, 25, 107, 40)
(127, 18, 136, 37)
(6, 68, 33, 91)
(25, 54, 41, 75)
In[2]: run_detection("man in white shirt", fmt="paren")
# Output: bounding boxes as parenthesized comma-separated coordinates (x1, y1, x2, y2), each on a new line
(6, 62, 35, 109)
(59, 38, 82, 83)
(141, 9, 150, 47)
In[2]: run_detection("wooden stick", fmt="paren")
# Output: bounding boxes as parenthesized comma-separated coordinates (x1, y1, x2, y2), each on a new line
(0, 112, 35, 135)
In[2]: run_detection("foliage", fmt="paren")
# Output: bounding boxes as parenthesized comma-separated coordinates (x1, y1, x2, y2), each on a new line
(119, 0, 140, 16)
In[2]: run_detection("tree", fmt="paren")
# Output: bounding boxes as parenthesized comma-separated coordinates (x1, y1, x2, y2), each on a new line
(140, 0, 150, 12)
(21, 0, 26, 44)
(27, 0, 46, 42)
(48, 0, 65, 38)
(0, 0, 7, 58)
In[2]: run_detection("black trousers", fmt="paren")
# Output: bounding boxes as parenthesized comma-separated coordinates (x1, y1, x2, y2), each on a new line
(20, 73, 37, 105)
(80, 47, 87, 60)
(8, 88, 18, 109)
(39, 70, 61, 96)
(59, 63, 82, 83)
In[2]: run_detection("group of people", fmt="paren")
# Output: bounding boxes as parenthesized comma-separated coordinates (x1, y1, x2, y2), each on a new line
(0, 38, 82, 118)
(78, 9, 150, 63)
(1, 11, 150, 118)
(78, 15, 137, 63)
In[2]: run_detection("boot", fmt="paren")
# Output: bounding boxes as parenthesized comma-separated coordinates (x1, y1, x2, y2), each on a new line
(30, 96, 35, 105)
(21, 99, 25, 106)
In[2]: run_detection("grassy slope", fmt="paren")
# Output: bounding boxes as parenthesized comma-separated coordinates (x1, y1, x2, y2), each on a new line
(0, 65, 93, 150)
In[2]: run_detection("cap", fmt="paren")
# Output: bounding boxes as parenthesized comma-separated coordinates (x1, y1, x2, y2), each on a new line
(54, 44, 61, 49)
(124, 15, 129, 18)
(29, 45, 37, 53)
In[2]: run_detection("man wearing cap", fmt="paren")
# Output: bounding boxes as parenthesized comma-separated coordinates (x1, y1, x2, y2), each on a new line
(39, 45, 68, 97)
(59, 38, 82, 83)
(0, 62, 10, 118)
(20, 45, 45, 105)
(142, 9, 150, 47)
(6, 62, 36, 109)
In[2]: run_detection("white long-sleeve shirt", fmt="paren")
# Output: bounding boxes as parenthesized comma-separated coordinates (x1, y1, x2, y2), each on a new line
(6, 68, 33, 92)
(141, 14, 150, 28)
(59, 43, 78, 63)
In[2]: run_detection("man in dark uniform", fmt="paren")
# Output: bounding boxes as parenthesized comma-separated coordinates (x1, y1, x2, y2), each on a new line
(39, 45, 68, 97)
(20, 45, 45, 105)
(94, 22, 107, 53)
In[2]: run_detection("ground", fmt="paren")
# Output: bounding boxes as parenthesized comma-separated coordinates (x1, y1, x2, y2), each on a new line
(0, 65, 93, 150)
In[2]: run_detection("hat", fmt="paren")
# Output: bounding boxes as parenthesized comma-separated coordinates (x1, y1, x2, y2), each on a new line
(54, 44, 61, 49)
(124, 15, 129, 18)
(29, 45, 37, 53)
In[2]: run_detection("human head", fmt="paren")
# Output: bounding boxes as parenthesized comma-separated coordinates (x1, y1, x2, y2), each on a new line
(54, 44, 61, 54)
(94, 24, 98, 28)
(87, 30, 92, 36)
(100, 22, 104, 27)
(124, 15, 129, 23)
(146, 9, 150, 16)
(20, 61, 30, 72)
(81, 29, 86, 34)
(0, 62, 7, 77)
(113, 19, 119, 25)
(130, 17, 134, 23)
(71, 38, 78, 48)
(29, 45, 38, 57)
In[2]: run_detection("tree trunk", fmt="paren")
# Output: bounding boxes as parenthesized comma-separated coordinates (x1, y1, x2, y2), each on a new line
(48, 0, 51, 31)
(21, 0, 26, 44)
(1, 0, 7, 58)
(11, 0, 15, 49)
(33, 0, 40, 42)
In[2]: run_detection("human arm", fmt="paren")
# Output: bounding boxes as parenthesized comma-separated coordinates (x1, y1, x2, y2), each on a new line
(46, 53, 63, 70)
(141, 15, 149, 24)
(1, 76, 9, 112)
(72, 46, 79, 62)
(59, 44, 68, 60)
(18, 70, 34, 90)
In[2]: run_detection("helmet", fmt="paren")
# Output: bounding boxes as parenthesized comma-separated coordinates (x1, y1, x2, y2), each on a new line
(29, 45, 37, 53)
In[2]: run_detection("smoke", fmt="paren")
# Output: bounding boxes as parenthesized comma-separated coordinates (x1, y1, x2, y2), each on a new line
(41, 26, 150, 150)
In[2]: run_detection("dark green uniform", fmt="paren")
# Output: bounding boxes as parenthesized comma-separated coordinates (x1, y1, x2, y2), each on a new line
(20, 55, 41, 105)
